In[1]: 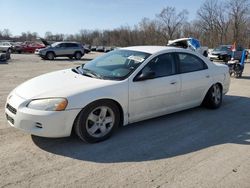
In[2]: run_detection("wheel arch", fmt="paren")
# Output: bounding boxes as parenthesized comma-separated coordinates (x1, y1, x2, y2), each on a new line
(202, 82, 223, 105)
(46, 51, 56, 56)
(74, 51, 83, 55)
(71, 98, 124, 135)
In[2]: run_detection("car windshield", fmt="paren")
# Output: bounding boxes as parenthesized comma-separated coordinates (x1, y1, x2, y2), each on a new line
(214, 46, 231, 51)
(51, 42, 60, 47)
(78, 50, 150, 80)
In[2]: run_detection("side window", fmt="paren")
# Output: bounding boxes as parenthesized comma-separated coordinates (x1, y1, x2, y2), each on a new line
(177, 53, 208, 73)
(64, 43, 72, 48)
(142, 53, 176, 78)
(72, 43, 78, 48)
(56, 43, 64, 48)
(66, 43, 77, 48)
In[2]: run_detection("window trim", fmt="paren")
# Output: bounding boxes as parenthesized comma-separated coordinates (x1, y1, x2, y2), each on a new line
(133, 52, 177, 81)
(174, 52, 208, 74)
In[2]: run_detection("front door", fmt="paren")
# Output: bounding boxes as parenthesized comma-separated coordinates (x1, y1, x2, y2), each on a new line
(128, 53, 181, 123)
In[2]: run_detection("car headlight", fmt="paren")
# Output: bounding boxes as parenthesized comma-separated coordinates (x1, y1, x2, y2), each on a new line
(27, 98, 68, 111)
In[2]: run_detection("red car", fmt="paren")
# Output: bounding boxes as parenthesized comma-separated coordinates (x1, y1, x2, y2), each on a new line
(14, 41, 45, 53)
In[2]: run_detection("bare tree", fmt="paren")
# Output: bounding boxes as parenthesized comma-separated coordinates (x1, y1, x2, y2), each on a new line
(197, 0, 220, 47)
(1, 29, 12, 39)
(227, 0, 250, 44)
(156, 7, 188, 42)
(138, 18, 164, 45)
(214, 2, 230, 44)
(44, 31, 53, 40)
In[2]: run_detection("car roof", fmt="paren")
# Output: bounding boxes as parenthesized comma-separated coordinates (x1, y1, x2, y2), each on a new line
(54, 41, 80, 44)
(121, 46, 176, 54)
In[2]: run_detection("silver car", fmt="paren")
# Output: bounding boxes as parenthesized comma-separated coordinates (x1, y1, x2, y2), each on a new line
(35, 42, 85, 60)
(0, 42, 13, 53)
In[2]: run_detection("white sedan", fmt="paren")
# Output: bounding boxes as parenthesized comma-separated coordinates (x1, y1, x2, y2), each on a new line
(5, 46, 230, 143)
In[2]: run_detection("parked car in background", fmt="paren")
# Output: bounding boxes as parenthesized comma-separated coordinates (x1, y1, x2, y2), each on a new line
(13, 41, 45, 53)
(208, 45, 246, 62)
(167, 38, 209, 57)
(6, 46, 230, 143)
(104, 46, 114, 53)
(91, 46, 97, 51)
(35, 42, 84, 60)
(96, 46, 105, 52)
(12, 42, 23, 53)
(84, 44, 91, 54)
(22, 42, 45, 53)
(0, 41, 14, 53)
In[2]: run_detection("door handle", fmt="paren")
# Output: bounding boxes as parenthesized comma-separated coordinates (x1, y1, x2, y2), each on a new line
(170, 81, 177, 85)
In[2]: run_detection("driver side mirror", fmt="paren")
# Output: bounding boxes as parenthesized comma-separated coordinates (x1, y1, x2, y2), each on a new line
(134, 70, 155, 81)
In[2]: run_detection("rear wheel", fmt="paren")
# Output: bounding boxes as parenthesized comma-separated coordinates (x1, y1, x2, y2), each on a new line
(46, 52, 55, 60)
(74, 100, 120, 143)
(74, 52, 82, 60)
(203, 84, 222, 109)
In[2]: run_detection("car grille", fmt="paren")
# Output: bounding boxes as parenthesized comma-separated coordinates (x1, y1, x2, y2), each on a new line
(6, 103, 17, 114)
(6, 113, 14, 125)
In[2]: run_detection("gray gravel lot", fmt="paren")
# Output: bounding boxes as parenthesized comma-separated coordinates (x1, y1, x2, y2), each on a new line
(0, 53, 250, 188)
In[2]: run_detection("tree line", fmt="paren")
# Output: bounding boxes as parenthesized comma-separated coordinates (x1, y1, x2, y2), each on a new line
(0, 0, 249, 48)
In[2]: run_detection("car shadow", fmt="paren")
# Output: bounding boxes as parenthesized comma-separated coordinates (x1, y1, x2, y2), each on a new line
(238, 76, 250, 80)
(0, 61, 8, 64)
(32, 95, 250, 163)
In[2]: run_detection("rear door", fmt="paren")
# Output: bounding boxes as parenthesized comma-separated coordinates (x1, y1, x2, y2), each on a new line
(65, 43, 75, 55)
(175, 52, 212, 108)
(54, 43, 66, 56)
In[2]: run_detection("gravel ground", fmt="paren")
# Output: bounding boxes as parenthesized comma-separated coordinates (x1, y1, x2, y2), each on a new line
(0, 53, 250, 188)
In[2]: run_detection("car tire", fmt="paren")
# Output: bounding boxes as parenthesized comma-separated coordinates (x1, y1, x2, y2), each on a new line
(74, 52, 82, 60)
(203, 84, 222, 109)
(74, 100, 120, 143)
(46, 52, 55, 60)
(223, 56, 231, 62)
(203, 51, 208, 57)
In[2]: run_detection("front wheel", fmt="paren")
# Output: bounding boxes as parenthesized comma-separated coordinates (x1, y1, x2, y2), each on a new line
(203, 84, 222, 109)
(46, 52, 55, 60)
(74, 100, 120, 143)
(74, 52, 82, 60)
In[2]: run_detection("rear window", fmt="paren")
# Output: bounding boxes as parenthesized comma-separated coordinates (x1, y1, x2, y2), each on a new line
(177, 53, 208, 73)
(64, 43, 78, 48)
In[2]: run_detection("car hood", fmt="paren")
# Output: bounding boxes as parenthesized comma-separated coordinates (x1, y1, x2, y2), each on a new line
(39, 38, 51, 46)
(39, 46, 51, 50)
(14, 69, 117, 99)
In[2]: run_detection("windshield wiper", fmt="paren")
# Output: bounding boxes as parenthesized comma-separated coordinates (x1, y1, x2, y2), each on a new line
(81, 68, 103, 79)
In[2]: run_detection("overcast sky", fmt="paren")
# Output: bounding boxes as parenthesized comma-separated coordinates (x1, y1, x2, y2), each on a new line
(1, 0, 205, 37)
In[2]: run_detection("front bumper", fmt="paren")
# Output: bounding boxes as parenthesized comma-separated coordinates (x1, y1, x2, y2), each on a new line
(208, 54, 219, 60)
(5, 92, 80, 138)
(34, 50, 46, 57)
